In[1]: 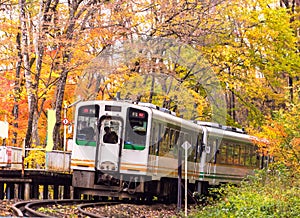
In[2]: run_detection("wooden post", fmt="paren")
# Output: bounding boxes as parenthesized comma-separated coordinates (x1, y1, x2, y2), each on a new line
(63, 185, 70, 199)
(24, 183, 30, 200)
(54, 185, 59, 199)
(43, 185, 48, 199)
(14, 184, 19, 200)
(0, 182, 4, 199)
(32, 184, 39, 199)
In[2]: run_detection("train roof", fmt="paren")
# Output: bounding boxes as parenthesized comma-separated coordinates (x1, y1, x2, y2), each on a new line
(194, 121, 253, 143)
(76, 101, 254, 140)
(77, 100, 203, 132)
(137, 102, 203, 132)
(196, 121, 246, 134)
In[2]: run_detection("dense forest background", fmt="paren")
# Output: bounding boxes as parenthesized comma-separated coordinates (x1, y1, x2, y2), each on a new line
(0, 0, 299, 215)
(0, 0, 299, 171)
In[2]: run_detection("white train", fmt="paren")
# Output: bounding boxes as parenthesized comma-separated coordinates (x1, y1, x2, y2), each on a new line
(71, 100, 266, 200)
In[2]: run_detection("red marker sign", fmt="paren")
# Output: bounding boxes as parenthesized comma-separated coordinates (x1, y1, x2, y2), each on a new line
(62, 118, 70, 125)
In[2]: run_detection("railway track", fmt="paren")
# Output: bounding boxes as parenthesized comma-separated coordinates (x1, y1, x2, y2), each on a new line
(11, 199, 105, 217)
(10, 199, 181, 217)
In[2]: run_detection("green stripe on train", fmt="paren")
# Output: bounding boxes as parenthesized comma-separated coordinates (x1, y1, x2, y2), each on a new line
(124, 143, 145, 150)
(200, 174, 244, 181)
(76, 140, 96, 146)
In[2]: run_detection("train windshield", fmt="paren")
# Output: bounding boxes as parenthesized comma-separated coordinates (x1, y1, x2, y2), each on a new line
(124, 108, 148, 150)
(76, 105, 99, 146)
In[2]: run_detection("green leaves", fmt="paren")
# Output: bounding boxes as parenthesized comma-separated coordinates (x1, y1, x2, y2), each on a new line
(191, 165, 300, 217)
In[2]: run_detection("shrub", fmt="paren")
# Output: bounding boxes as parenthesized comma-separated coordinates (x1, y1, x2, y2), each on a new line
(190, 163, 300, 218)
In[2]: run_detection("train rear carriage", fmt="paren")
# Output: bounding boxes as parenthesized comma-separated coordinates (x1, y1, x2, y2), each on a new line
(146, 104, 204, 199)
(196, 121, 261, 185)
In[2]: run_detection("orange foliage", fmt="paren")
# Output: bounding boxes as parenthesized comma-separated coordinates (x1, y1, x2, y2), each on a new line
(0, 72, 28, 147)
(256, 116, 300, 173)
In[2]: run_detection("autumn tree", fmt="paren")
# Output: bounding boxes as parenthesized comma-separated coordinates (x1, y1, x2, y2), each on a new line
(279, 0, 300, 103)
(0, 1, 27, 146)
(15, 0, 130, 149)
(0, 0, 299, 152)
(77, 38, 226, 122)
(197, 0, 300, 127)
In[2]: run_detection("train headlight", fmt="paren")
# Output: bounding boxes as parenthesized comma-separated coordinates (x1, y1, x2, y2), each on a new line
(99, 161, 117, 171)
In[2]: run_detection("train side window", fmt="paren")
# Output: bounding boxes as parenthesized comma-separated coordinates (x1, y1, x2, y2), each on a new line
(251, 146, 258, 167)
(194, 134, 202, 163)
(150, 122, 162, 155)
(240, 144, 246, 166)
(178, 132, 184, 144)
(156, 123, 162, 155)
(227, 144, 234, 164)
(159, 127, 170, 156)
(234, 144, 240, 165)
(194, 133, 201, 162)
(168, 129, 179, 157)
(169, 129, 175, 149)
(173, 130, 180, 151)
(256, 151, 261, 168)
(149, 122, 157, 155)
(182, 133, 195, 162)
(207, 137, 218, 163)
(245, 146, 252, 166)
(197, 134, 204, 162)
(217, 143, 227, 164)
(187, 133, 197, 162)
(177, 132, 185, 154)
(213, 139, 219, 164)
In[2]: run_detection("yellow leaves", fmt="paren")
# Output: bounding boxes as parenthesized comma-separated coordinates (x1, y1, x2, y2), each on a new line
(290, 138, 300, 152)
(255, 102, 300, 171)
(24, 146, 45, 169)
(260, 121, 287, 155)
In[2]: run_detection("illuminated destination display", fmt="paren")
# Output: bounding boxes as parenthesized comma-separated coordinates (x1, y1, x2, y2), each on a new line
(78, 105, 99, 117)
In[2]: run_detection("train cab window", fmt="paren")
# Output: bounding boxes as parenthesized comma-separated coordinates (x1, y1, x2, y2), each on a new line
(102, 120, 119, 144)
(76, 105, 99, 146)
(124, 108, 148, 150)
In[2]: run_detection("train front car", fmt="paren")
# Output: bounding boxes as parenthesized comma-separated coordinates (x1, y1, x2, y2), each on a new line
(95, 102, 151, 198)
(71, 101, 152, 198)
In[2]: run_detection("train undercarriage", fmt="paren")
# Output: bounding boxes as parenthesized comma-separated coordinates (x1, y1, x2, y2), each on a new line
(72, 170, 209, 202)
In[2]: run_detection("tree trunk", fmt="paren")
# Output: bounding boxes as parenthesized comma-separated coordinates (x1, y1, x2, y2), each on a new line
(13, 32, 22, 146)
(53, 69, 69, 150)
(19, 0, 35, 149)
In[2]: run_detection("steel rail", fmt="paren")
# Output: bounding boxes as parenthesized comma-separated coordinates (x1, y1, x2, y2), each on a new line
(11, 200, 31, 217)
(11, 199, 93, 217)
(77, 201, 120, 218)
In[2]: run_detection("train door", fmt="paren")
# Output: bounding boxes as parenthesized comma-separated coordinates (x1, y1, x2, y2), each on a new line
(96, 118, 123, 172)
(148, 121, 160, 175)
